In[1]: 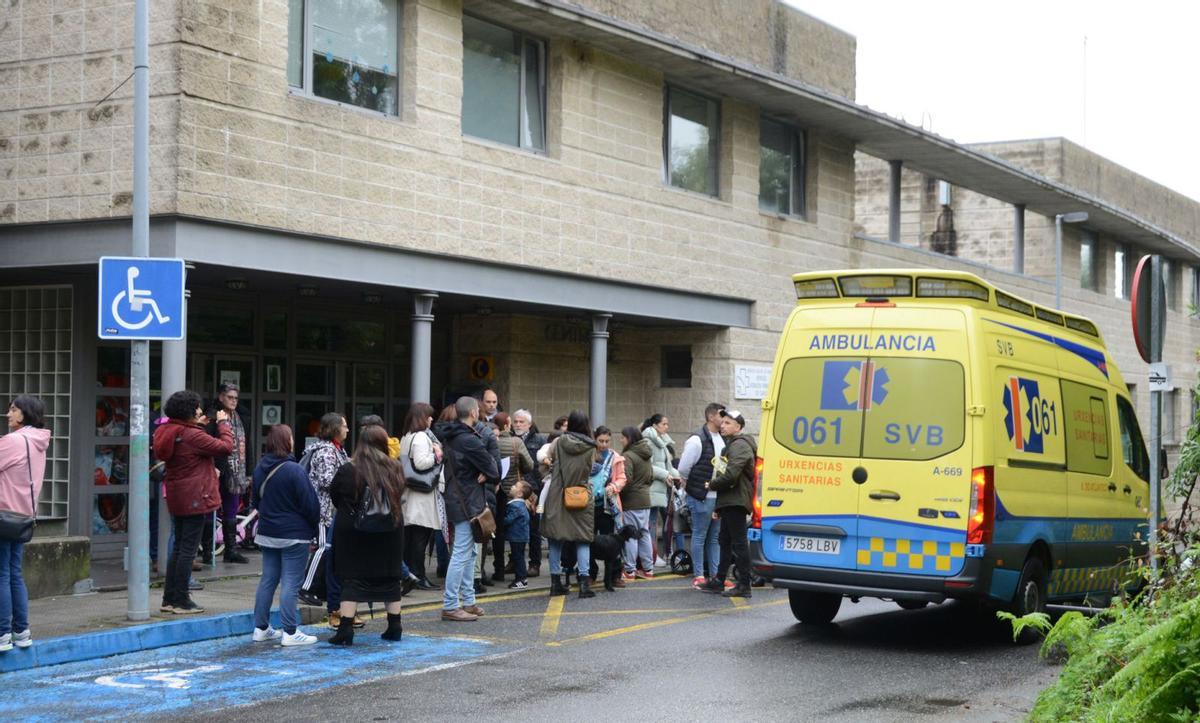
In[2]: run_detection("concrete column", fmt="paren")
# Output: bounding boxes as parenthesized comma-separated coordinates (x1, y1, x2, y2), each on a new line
(888, 160, 902, 244)
(1013, 204, 1026, 274)
(410, 292, 437, 403)
(589, 314, 611, 426)
(157, 281, 188, 576)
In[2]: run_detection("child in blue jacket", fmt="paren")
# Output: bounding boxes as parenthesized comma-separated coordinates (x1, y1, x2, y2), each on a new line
(504, 480, 532, 589)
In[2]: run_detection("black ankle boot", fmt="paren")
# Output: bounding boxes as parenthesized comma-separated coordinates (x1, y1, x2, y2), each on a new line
(578, 575, 595, 599)
(328, 616, 355, 645)
(550, 574, 568, 596)
(223, 522, 248, 563)
(381, 612, 403, 641)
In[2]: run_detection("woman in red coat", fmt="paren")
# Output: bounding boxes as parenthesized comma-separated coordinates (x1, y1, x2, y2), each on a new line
(152, 389, 233, 614)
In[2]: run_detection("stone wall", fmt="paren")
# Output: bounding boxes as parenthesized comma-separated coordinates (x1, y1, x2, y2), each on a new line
(565, 0, 856, 98)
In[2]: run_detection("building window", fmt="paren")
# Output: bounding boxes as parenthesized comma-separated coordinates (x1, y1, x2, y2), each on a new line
(288, 0, 400, 115)
(664, 87, 719, 196)
(1163, 258, 1178, 311)
(1165, 389, 1178, 444)
(759, 117, 806, 217)
(1079, 232, 1098, 291)
(1114, 244, 1132, 299)
(1192, 266, 1200, 315)
(461, 15, 546, 151)
(0, 286, 72, 520)
(661, 346, 693, 388)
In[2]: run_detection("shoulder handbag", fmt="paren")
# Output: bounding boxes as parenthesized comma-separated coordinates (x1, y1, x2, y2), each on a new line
(257, 462, 287, 498)
(469, 506, 496, 543)
(354, 480, 399, 533)
(401, 431, 441, 493)
(0, 437, 37, 543)
(563, 485, 590, 511)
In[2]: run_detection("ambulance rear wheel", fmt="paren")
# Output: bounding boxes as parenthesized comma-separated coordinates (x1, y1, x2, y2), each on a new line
(788, 590, 842, 624)
(1008, 557, 1047, 644)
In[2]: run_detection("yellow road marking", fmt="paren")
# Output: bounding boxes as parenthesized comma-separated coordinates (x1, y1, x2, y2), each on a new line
(539, 595, 566, 638)
(546, 599, 787, 647)
(455, 607, 721, 620)
(729, 596, 749, 608)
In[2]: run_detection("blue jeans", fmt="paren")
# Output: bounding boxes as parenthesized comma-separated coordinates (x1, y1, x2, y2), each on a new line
(254, 543, 309, 634)
(548, 539, 590, 576)
(687, 496, 721, 578)
(0, 540, 29, 636)
(443, 521, 477, 611)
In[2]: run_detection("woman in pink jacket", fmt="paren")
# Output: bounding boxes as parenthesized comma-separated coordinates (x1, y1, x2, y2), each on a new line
(0, 395, 51, 653)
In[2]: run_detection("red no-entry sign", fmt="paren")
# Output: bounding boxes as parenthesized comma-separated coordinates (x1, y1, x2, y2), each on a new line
(1130, 255, 1165, 364)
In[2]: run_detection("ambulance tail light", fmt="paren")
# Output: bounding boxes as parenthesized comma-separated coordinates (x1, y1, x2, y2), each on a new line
(967, 466, 994, 545)
(751, 456, 764, 529)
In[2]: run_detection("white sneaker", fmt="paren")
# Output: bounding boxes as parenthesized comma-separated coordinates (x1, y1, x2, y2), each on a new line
(252, 626, 282, 642)
(654, 556, 668, 569)
(12, 630, 31, 648)
(281, 630, 317, 647)
(0, 634, 11, 652)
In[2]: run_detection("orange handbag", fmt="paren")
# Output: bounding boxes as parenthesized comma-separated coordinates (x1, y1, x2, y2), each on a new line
(563, 485, 591, 511)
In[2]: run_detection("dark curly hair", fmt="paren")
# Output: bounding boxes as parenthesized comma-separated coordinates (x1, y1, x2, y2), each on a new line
(163, 390, 203, 422)
(10, 395, 45, 429)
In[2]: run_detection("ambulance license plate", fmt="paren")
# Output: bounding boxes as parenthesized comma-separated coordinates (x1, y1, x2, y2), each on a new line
(779, 535, 840, 555)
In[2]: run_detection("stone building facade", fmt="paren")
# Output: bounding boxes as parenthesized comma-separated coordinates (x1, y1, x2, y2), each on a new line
(2, 0, 1197, 583)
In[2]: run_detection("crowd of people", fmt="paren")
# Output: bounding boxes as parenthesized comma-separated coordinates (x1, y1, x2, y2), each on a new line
(0, 388, 760, 651)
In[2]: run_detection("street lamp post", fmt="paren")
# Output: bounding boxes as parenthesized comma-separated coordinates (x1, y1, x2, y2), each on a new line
(1055, 212, 1090, 309)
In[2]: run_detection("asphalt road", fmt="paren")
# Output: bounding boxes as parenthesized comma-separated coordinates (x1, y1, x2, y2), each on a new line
(208, 574, 1057, 722)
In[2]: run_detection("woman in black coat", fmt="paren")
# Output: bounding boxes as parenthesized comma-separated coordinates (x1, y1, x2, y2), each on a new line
(328, 425, 406, 646)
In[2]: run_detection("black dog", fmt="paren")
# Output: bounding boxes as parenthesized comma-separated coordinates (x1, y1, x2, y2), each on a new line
(591, 524, 640, 591)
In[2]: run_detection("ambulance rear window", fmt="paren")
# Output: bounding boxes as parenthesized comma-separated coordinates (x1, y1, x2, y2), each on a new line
(772, 356, 965, 461)
(860, 358, 965, 461)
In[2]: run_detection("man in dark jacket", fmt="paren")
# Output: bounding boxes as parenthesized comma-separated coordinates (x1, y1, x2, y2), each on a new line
(435, 397, 499, 622)
(701, 409, 757, 598)
(677, 402, 726, 586)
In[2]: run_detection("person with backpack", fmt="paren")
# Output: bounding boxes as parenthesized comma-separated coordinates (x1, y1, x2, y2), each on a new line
(399, 402, 442, 591)
(250, 424, 320, 647)
(699, 410, 757, 599)
(327, 425, 406, 645)
(304, 413, 357, 630)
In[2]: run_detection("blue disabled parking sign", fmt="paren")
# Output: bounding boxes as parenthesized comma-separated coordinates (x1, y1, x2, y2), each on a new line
(98, 257, 185, 340)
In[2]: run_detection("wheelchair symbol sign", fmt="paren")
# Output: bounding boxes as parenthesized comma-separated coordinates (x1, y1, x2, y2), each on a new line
(98, 257, 185, 340)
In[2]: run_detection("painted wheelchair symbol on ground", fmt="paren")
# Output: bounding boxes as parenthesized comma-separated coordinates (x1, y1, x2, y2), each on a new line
(0, 631, 503, 720)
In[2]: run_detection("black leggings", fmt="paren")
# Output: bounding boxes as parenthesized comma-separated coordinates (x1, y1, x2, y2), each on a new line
(403, 525, 434, 581)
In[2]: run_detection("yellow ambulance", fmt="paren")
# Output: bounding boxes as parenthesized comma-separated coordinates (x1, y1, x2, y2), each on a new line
(749, 270, 1151, 625)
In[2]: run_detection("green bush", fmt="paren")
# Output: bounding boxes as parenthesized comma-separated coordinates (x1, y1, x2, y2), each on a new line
(1029, 551, 1200, 721)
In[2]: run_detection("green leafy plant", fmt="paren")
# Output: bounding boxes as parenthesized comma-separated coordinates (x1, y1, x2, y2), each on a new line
(1026, 376, 1200, 721)
(995, 610, 1052, 642)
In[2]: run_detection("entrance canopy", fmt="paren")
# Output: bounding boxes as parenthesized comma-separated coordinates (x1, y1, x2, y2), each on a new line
(2, 216, 753, 329)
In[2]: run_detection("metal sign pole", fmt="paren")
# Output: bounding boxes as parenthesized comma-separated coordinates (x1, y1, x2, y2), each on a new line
(1148, 255, 1163, 573)
(126, 0, 151, 621)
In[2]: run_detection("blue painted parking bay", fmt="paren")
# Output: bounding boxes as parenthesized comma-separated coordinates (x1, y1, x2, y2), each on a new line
(0, 631, 499, 720)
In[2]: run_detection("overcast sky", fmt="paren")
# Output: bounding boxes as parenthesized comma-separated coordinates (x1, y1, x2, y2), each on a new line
(788, 1, 1200, 203)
